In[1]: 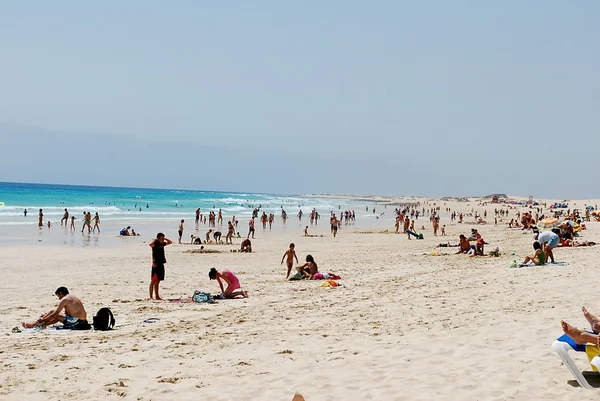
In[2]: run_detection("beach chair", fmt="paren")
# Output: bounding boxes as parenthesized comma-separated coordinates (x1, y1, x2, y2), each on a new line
(552, 333, 600, 388)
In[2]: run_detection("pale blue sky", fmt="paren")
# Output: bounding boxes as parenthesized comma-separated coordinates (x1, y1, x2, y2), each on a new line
(0, 1, 598, 197)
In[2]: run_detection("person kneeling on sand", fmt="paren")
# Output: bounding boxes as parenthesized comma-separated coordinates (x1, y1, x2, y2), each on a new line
(240, 238, 252, 253)
(522, 241, 545, 265)
(22, 287, 89, 330)
(209, 268, 248, 299)
(561, 307, 600, 347)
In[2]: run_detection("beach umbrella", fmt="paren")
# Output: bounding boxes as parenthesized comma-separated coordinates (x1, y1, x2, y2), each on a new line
(538, 218, 559, 229)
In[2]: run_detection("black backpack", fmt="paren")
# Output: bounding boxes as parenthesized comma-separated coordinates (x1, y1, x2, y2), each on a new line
(93, 307, 115, 331)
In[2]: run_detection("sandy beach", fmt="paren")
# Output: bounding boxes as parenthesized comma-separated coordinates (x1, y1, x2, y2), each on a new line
(1, 196, 600, 400)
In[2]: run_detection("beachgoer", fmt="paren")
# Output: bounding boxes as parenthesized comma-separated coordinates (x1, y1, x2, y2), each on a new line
(248, 218, 255, 239)
(281, 243, 299, 279)
(534, 231, 559, 263)
(47, 221, 51, 228)
(178, 219, 184, 244)
(240, 238, 252, 253)
(205, 229, 213, 243)
(61, 208, 69, 227)
(475, 231, 487, 256)
(226, 221, 234, 244)
(304, 226, 309, 236)
(81, 212, 92, 234)
(92, 212, 100, 233)
(209, 268, 248, 298)
(21, 287, 88, 330)
(213, 231, 222, 243)
(441, 225, 446, 236)
(295, 255, 319, 279)
(149, 233, 173, 300)
(70, 216, 76, 230)
(24, 209, 27, 217)
(456, 234, 471, 254)
(191, 235, 202, 244)
(522, 241, 545, 265)
(120, 226, 131, 236)
(38, 209, 43, 227)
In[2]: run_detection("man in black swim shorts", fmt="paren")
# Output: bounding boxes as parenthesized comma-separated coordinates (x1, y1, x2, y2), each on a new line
(213, 231, 222, 243)
(149, 232, 172, 300)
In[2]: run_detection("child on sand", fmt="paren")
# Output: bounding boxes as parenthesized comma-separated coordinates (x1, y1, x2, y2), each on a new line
(304, 226, 309, 236)
(281, 243, 299, 279)
(522, 241, 545, 265)
(209, 268, 248, 299)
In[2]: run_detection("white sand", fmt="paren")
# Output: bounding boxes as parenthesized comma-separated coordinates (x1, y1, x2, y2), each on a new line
(1, 197, 599, 400)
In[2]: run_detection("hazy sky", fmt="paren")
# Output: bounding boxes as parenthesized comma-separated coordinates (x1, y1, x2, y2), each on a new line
(1, 1, 598, 198)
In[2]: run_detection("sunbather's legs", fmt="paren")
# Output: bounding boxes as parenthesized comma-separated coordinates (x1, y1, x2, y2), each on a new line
(561, 320, 600, 346)
(582, 306, 600, 333)
(522, 256, 533, 264)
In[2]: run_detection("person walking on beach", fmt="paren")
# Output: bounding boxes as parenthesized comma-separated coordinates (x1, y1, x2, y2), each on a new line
(92, 212, 100, 233)
(178, 219, 184, 244)
(247, 217, 255, 239)
(195, 208, 200, 223)
(81, 212, 92, 234)
(61, 208, 69, 227)
(38, 209, 43, 227)
(70, 216, 76, 231)
(281, 243, 299, 279)
(149, 233, 172, 300)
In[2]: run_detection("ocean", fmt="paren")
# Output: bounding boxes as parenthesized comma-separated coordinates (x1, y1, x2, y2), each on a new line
(0, 182, 389, 246)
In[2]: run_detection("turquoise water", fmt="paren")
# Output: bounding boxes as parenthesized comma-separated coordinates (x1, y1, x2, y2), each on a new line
(0, 182, 384, 229)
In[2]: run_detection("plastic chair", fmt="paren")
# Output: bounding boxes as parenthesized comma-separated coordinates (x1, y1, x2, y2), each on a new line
(552, 333, 600, 388)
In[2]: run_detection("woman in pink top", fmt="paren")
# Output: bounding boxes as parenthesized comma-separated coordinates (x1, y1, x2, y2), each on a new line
(209, 268, 248, 299)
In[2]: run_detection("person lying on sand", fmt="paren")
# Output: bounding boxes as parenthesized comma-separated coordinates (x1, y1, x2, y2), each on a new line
(22, 287, 89, 330)
(209, 268, 248, 299)
(522, 241, 545, 265)
(557, 239, 597, 247)
(437, 242, 459, 248)
(561, 307, 600, 346)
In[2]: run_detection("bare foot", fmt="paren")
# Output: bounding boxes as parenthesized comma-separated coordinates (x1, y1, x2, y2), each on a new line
(242, 291, 249, 298)
(582, 306, 600, 332)
(21, 322, 37, 329)
(155, 297, 163, 301)
(562, 320, 589, 344)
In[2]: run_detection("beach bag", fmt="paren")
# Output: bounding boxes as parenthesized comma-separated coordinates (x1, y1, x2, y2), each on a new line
(192, 291, 214, 304)
(288, 270, 303, 281)
(93, 307, 115, 331)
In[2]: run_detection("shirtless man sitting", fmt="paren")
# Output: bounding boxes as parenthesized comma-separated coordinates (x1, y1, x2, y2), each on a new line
(22, 287, 89, 330)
